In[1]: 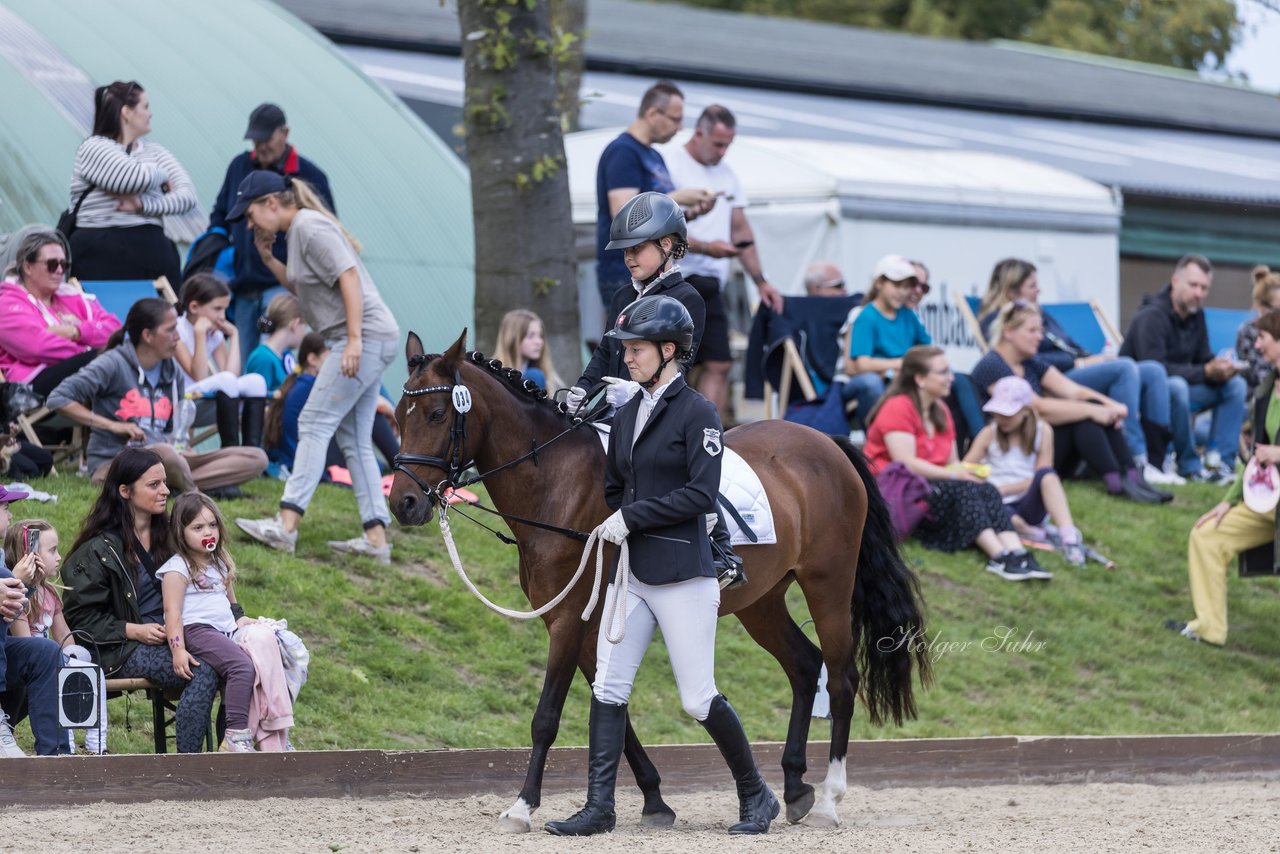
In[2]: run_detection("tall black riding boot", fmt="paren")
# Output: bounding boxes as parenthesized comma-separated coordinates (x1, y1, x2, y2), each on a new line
(544, 698, 627, 836)
(710, 512, 747, 590)
(240, 397, 267, 449)
(700, 694, 779, 835)
(214, 392, 240, 447)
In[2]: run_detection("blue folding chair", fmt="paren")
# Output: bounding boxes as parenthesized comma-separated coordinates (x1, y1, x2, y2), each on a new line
(72, 276, 177, 322)
(1040, 300, 1122, 356)
(1203, 307, 1253, 356)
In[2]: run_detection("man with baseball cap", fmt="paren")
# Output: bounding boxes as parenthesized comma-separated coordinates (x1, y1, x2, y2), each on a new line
(209, 103, 335, 363)
(0, 485, 66, 756)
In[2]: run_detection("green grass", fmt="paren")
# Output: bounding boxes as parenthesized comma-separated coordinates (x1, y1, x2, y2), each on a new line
(13, 472, 1280, 753)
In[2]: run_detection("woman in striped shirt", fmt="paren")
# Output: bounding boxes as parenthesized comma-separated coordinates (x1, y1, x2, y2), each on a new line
(67, 81, 196, 289)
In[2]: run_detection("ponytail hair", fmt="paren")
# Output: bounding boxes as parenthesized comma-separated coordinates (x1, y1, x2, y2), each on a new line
(264, 332, 328, 449)
(258, 291, 301, 335)
(107, 297, 174, 350)
(92, 80, 143, 141)
(270, 178, 361, 253)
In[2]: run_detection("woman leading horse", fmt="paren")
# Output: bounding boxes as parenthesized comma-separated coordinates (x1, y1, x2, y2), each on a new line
(390, 330, 930, 832)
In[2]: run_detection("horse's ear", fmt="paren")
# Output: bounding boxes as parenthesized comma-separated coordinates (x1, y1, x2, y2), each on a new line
(405, 332, 424, 369)
(440, 328, 468, 368)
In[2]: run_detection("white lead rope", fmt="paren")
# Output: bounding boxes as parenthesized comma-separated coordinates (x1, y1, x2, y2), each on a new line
(438, 508, 631, 643)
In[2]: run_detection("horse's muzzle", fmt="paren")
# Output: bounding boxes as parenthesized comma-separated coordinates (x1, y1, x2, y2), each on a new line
(392, 489, 435, 527)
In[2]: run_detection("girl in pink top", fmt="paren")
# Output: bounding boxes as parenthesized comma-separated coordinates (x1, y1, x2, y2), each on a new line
(0, 230, 121, 395)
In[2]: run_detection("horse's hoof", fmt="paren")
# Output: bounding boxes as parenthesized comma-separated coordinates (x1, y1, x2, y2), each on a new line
(497, 813, 532, 833)
(785, 786, 816, 824)
(640, 806, 677, 827)
(498, 798, 533, 833)
(802, 809, 841, 829)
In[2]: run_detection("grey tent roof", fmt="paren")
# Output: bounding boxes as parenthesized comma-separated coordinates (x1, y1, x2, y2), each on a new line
(280, 0, 1280, 140)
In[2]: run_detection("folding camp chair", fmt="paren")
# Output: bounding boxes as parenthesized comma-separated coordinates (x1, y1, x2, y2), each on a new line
(72, 276, 177, 321)
(1040, 299, 1123, 355)
(956, 293, 988, 353)
(1202, 307, 1253, 356)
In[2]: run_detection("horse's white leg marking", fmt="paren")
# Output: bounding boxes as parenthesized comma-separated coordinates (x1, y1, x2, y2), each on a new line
(803, 757, 846, 828)
(498, 797, 533, 833)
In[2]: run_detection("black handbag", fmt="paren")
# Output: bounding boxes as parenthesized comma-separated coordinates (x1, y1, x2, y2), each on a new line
(0, 383, 43, 424)
(56, 185, 93, 241)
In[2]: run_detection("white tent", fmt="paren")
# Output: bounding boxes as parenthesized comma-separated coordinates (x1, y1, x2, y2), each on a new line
(565, 129, 1122, 370)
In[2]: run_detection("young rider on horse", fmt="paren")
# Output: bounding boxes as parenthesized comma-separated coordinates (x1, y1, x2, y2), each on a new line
(545, 294, 779, 837)
(567, 192, 745, 589)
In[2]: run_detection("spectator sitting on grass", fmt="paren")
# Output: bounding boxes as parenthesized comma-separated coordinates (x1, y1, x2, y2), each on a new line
(245, 292, 306, 394)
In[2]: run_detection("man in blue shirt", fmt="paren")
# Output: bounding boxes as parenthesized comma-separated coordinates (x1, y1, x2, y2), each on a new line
(595, 81, 716, 308)
(210, 104, 334, 364)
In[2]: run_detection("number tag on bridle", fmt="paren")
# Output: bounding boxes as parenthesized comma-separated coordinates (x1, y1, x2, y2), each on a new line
(452, 385, 473, 413)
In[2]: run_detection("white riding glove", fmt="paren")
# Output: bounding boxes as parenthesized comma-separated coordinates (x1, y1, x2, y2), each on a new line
(598, 509, 630, 544)
(705, 512, 719, 536)
(603, 376, 641, 408)
(565, 386, 587, 409)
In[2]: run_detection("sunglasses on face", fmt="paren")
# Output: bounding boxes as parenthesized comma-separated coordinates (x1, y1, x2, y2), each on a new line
(39, 259, 70, 274)
(914, 281, 931, 296)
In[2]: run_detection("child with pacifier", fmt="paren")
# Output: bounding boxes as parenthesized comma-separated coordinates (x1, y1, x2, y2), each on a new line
(157, 492, 258, 751)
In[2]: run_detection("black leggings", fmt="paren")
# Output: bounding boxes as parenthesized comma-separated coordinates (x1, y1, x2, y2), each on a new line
(70, 224, 181, 289)
(116, 642, 219, 753)
(31, 349, 99, 398)
(1054, 419, 1133, 477)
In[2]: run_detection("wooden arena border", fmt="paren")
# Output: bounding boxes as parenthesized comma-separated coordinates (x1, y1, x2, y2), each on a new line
(7, 734, 1280, 806)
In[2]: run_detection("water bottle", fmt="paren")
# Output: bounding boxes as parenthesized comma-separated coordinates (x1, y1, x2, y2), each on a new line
(171, 397, 197, 451)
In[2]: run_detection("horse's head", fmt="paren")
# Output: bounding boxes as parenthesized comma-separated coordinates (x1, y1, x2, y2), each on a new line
(390, 328, 486, 526)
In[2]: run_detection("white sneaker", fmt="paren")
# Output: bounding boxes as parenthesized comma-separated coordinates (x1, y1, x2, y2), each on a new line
(0, 714, 26, 758)
(236, 515, 298, 554)
(327, 536, 392, 565)
(1143, 462, 1186, 486)
(219, 727, 257, 753)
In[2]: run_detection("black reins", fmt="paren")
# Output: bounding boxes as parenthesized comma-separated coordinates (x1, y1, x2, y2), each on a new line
(392, 353, 609, 544)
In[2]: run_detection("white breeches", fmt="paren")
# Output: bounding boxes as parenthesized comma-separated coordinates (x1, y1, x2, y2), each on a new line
(591, 575, 721, 720)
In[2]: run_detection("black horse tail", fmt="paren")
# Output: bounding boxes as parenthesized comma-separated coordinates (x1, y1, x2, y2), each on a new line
(832, 435, 932, 726)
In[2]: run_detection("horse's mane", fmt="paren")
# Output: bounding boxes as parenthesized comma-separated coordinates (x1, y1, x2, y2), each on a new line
(408, 350, 574, 420)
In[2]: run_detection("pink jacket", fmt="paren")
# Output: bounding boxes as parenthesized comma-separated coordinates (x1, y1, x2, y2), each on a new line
(0, 279, 122, 384)
(234, 622, 295, 752)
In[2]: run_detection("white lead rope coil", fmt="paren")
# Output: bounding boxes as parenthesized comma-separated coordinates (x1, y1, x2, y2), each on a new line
(438, 509, 630, 643)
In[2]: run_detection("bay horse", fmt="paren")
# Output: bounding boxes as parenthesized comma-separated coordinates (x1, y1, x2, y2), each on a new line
(390, 331, 930, 833)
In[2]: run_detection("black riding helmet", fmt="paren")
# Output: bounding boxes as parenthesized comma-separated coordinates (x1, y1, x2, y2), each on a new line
(606, 193, 688, 288)
(606, 295, 695, 388)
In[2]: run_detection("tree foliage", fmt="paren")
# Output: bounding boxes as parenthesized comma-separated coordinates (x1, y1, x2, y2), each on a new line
(655, 0, 1241, 70)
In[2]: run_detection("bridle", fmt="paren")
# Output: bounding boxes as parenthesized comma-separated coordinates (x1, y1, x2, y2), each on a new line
(392, 353, 609, 543)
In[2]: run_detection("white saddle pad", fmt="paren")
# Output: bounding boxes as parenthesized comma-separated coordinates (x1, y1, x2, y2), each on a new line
(592, 424, 777, 546)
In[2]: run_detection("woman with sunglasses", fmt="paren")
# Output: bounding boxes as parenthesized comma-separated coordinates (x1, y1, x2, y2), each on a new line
(66, 80, 196, 288)
(0, 230, 121, 397)
(973, 301, 1170, 505)
(977, 258, 1176, 485)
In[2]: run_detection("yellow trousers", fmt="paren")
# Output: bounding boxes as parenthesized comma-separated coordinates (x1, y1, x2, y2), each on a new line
(1185, 503, 1275, 645)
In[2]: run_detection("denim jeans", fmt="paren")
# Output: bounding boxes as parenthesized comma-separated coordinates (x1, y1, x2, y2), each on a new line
(1068, 357, 1168, 459)
(840, 373, 885, 429)
(281, 336, 398, 528)
(0, 634, 68, 755)
(231, 285, 288, 365)
(1168, 374, 1247, 474)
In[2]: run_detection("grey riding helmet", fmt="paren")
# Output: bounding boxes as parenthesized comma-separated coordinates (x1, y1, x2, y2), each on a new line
(605, 192, 687, 251)
(605, 294, 695, 359)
